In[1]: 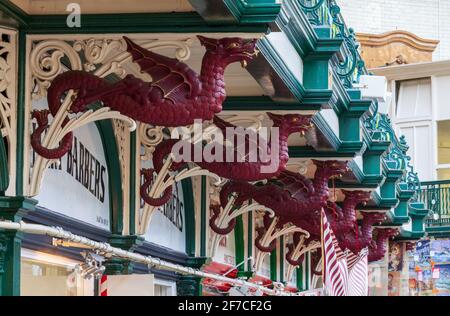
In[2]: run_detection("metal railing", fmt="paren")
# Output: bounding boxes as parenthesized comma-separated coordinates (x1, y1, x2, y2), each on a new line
(417, 180, 450, 227)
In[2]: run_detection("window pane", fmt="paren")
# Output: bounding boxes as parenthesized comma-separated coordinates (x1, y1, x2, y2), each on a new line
(438, 121, 450, 165)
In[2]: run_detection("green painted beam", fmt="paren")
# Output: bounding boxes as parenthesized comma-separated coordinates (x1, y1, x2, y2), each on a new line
(223, 0, 281, 24)
(223, 95, 328, 112)
(0, 0, 270, 34)
(0, 136, 9, 195)
(183, 178, 196, 257)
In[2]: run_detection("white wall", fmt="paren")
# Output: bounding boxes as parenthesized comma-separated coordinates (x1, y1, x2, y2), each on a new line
(337, 0, 450, 60)
(391, 78, 435, 181)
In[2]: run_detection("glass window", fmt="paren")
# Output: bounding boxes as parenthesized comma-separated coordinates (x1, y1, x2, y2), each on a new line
(438, 120, 450, 165)
(21, 251, 94, 296)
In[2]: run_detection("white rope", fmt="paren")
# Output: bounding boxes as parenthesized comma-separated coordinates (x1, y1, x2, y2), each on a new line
(0, 220, 298, 296)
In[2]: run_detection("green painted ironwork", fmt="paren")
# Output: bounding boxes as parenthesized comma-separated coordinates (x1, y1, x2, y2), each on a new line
(298, 0, 329, 26)
(418, 180, 450, 227)
(299, 0, 367, 88)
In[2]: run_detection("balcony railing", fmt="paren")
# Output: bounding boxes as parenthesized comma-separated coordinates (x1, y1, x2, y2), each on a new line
(417, 180, 450, 227)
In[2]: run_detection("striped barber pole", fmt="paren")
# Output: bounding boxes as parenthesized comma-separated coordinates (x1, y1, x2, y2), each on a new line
(100, 275, 108, 296)
(347, 248, 369, 296)
(321, 208, 348, 296)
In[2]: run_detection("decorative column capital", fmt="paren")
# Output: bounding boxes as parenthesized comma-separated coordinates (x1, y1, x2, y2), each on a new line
(0, 196, 37, 221)
(104, 235, 144, 275)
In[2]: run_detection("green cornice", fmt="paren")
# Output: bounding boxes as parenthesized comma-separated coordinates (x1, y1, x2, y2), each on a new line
(347, 159, 365, 183)
(396, 183, 416, 201)
(0, 196, 37, 222)
(396, 229, 425, 241)
(224, 0, 281, 24)
(387, 209, 409, 225)
(257, 37, 335, 106)
(257, 37, 321, 104)
(223, 95, 327, 112)
(362, 128, 392, 155)
(276, 0, 315, 56)
(0, 0, 270, 34)
(339, 141, 365, 154)
(277, 0, 342, 58)
(312, 112, 341, 151)
(382, 160, 405, 180)
(409, 203, 429, 219)
(288, 146, 356, 159)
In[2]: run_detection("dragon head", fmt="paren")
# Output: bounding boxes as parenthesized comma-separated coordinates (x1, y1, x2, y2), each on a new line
(198, 36, 258, 68)
(362, 212, 387, 225)
(313, 160, 349, 179)
(343, 190, 372, 206)
(266, 113, 313, 136)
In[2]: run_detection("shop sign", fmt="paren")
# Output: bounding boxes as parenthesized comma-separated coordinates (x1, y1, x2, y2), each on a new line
(31, 99, 110, 230)
(142, 159, 185, 252)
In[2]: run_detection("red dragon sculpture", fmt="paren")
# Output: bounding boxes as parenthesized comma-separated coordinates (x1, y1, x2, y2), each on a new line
(337, 212, 387, 255)
(255, 213, 278, 253)
(218, 160, 349, 219)
(285, 233, 315, 266)
(321, 190, 371, 236)
(141, 113, 313, 206)
(31, 36, 258, 159)
(368, 228, 399, 262)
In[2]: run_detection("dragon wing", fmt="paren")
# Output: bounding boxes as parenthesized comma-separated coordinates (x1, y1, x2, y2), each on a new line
(212, 116, 262, 163)
(275, 170, 314, 200)
(124, 37, 202, 104)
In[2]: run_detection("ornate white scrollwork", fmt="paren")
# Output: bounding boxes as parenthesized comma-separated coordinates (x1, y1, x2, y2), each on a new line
(0, 29, 17, 194)
(26, 35, 195, 198)
(285, 239, 321, 283)
(139, 123, 164, 161)
(209, 196, 275, 259)
(137, 153, 221, 236)
(254, 217, 310, 273)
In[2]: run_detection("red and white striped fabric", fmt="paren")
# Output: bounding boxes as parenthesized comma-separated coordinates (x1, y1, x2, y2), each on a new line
(347, 248, 369, 296)
(321, 209, 348, 296)
(100, 275, 108, 296)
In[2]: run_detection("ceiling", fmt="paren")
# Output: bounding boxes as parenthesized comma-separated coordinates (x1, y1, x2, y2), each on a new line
(11, 0, 194, 15)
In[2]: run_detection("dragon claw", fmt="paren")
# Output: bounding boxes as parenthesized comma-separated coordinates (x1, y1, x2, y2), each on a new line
(32, 109, 51, 126)
(141, 168, 155, 180)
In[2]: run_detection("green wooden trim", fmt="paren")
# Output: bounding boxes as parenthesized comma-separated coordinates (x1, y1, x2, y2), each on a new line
(288, 146, 356, 159)
(270, 247, 277, 281)
(304, 252, 310, 290)
(182, 178, 196, 257)
(257, 36, 318, 104)
(296, 266, 303, 291)
(0, 0, 28, 26)
(0, 135, 9, 195)
(279, 236, 284, 283)
(312, 113, 341, 151)
(95, 120, 123, 234)
(200, 176, 207, 257)
(224, 0, 281, 24)
(223, 96, 325, 112)
(129, 131, 136, 235)
(247, 211, 253, 272)
(15, 31, 26, 196)
(234, 215, 244, 272)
